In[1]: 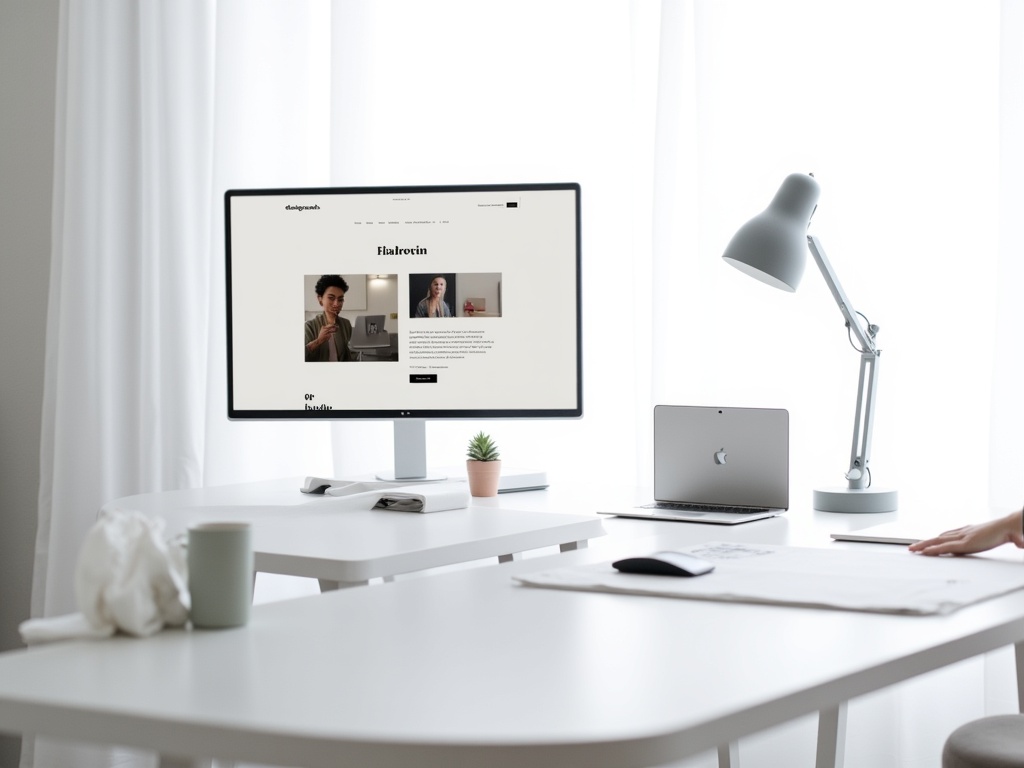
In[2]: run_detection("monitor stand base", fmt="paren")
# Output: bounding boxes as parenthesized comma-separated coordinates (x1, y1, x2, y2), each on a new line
(374, 471, 448, 483)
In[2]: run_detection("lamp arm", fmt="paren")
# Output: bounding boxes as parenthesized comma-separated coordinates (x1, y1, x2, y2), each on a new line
(806, 235, 881, 490)
(806, 236, 878, 353)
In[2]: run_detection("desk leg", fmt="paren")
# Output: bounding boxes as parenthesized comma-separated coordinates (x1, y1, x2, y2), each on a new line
(1016, 640, 1024, 712)
(815, 702, 848, 768)
(717, 741, 739, 768)
(157, 756, 213, 768)
(158, 758, 234, 768)
(318, 578, 370, 592)
(560, 539, 589, 552)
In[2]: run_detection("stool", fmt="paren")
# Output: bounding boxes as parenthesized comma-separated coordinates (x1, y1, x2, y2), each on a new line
(943, 714, 1024, 767)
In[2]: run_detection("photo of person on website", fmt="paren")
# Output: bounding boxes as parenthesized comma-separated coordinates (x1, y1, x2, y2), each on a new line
(411, 274, 455, 318)
(304, 274, 355, 362)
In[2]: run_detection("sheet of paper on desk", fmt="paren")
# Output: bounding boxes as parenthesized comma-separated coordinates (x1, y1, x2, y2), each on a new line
(514, 542, 1024, 615)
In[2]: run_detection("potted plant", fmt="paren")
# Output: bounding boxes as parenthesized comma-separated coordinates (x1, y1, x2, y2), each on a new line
(466, 431, 502, 497)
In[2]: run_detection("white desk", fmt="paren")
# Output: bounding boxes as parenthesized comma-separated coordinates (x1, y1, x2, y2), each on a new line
(103, 478, 605, 589)
(3, 532, 1024, 768)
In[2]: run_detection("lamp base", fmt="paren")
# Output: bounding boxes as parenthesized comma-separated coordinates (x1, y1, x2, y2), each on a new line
(813, 486, 898, 514)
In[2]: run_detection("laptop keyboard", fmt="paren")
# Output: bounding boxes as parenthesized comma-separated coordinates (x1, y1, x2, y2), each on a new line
(643, 502, 770, 515)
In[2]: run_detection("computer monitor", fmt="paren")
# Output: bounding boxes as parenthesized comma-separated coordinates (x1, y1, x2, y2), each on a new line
(224, 182, 582, 482)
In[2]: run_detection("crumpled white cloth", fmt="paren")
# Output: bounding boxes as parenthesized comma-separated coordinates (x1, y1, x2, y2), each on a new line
(19, 508, 190, 644)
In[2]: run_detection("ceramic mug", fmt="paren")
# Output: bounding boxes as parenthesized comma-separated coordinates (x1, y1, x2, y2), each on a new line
(187, 522, 253, 629)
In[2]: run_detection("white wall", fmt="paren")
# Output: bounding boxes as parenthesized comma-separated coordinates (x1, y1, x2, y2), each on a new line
(0, 1, 57, 765)
(356, 274, 399, 333)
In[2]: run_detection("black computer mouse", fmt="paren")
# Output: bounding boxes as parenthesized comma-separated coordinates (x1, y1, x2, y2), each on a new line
(612, 551, 715, 577)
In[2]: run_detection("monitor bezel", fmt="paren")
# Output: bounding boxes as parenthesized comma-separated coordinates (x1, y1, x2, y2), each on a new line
(224, 182, 583, 421)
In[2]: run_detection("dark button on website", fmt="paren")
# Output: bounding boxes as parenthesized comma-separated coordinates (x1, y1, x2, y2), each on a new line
(409, 374, 438, 384)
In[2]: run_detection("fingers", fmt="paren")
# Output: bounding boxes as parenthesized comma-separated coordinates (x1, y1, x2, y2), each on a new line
(908, 528, 966, 552)
(909, 539, 967, 556)
(908, 527, 975, 556)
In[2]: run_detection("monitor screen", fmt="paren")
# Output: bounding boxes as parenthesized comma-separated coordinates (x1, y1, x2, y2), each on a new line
(224, 182, 582, 480)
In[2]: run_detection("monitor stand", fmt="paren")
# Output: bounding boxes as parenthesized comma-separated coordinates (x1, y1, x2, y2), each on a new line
(375, 420, 447, 483)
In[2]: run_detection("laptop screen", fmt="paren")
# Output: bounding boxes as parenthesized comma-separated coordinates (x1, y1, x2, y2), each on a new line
(653, 405, 788, 509)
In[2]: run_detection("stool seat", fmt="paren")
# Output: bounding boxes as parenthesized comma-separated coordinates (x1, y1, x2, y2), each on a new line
(943, 714, 1024, 768)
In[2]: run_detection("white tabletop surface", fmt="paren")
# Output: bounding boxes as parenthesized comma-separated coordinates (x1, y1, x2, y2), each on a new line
(3, 516, 1024, 768)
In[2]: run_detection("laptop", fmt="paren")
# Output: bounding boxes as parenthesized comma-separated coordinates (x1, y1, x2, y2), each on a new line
(598, 405, 789, 525)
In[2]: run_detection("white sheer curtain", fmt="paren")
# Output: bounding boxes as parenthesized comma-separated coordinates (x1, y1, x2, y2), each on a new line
(29, 1, 1023, 767)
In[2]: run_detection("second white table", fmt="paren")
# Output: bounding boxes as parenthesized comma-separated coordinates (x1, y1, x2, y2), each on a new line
(104, 478, 606, 589)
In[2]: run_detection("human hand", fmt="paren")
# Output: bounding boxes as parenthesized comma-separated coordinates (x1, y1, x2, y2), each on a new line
(908, 510, 1024, 556)
(316, 323, 337, 346)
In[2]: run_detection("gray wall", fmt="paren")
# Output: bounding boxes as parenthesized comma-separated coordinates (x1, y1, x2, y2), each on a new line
(0, 1, 58, 766)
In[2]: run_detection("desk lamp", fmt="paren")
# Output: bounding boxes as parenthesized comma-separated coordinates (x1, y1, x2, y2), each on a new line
(721, 173, 898, 513)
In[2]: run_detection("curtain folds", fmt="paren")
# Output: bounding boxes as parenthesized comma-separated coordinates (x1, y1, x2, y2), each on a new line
(30, 2, 1020, 766)
(36, 0, 216, 621)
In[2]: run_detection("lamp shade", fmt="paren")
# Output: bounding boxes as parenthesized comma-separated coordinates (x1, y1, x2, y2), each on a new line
(722, 173, 821, 292)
